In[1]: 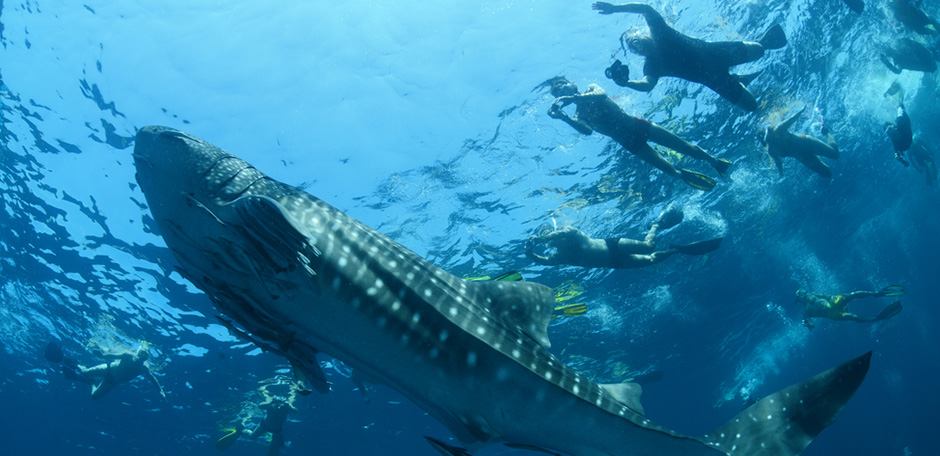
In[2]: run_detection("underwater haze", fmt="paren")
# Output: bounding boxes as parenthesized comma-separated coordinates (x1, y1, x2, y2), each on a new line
(2, 0, 939, 455)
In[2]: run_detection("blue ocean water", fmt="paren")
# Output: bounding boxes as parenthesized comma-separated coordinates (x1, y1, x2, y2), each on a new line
(2, 0, 939, 455)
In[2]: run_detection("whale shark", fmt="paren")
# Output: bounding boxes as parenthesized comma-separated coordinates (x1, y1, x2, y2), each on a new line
(134, 125, 871, 456)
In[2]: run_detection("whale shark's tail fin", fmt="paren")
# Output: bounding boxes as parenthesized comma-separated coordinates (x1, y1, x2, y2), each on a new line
(702, 351, 871, 455)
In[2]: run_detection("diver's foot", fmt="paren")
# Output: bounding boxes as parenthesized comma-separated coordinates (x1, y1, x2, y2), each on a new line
(655, 206, 684, 230)
(714, 158, 732, 176)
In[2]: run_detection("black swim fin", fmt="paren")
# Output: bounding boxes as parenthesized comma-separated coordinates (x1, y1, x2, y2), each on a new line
(759, 24, 787, 50)
(880, 54, 902, 74)
(44, 342, 64, 364)
(841, 0, 863, 14)
(670, 237, 724, 255)
(875, 301, 902, 321)
(655, 206, 684, 230)
(679, 169, 716, 191)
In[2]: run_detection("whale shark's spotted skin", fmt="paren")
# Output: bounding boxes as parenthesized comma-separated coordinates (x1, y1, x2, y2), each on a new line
(134, 126, 871, 456)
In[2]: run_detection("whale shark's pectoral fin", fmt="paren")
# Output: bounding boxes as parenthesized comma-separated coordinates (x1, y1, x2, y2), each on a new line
(424, 436, 473, 456)
(465, 280, 556, 348)
(231, 195, 321, 278)
(600, 382, 645, 415)
(702, 351, 871, 455)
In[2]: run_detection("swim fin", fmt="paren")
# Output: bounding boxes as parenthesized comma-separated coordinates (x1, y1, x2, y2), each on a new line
(679, 169, 716, 191)
(216, 427, 241, 451)
(880, 54, 902, 74)
(670, 237, 724, 255)
(655, 206, 684, 230)
(552, 303, 588, 319)
(492, 271, 523, 282)
(44, 342, 64, 364)
(841, 0, 863, 14)
(875, 301, 902, 321)
(714, 157, 733, 176)
(465, 270, 523, 282)
(759, 24, 787, 50)
(879, 284, 905, 297)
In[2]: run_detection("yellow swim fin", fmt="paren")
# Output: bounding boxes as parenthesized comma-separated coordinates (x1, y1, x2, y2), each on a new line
(879, 284, 904, 297)
(552, 303, 588, 320)
(216, 427, 240, 452)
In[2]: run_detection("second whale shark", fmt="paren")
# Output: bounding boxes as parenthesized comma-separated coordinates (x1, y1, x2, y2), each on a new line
(133, 125, 871, 456)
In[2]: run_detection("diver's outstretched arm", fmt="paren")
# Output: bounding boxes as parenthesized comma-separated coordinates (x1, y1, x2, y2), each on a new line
(624, 75, 658, 92)
(146, 367, 168, 402)
(593, 3, 665, 26)
(548, 101, 593, 135)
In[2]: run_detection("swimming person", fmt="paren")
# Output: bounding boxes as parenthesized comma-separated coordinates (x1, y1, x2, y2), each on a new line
(797, 285, 904, 329)
(592, 2, 787, 111)
(525, 207, 723, 268)
(879, 38, 937, 74)
(548, 77, 730, 191)
(217, 380, 302, 455)
(885, 102, 913, 167)
(44, 342, 166, 401)
(761, 106, 840, 178)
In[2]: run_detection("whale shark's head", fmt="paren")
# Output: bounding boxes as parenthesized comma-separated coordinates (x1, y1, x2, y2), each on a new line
(134, 126, 230, 207)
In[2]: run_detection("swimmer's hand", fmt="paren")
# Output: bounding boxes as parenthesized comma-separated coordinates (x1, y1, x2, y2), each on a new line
(592, 2, 617, 14)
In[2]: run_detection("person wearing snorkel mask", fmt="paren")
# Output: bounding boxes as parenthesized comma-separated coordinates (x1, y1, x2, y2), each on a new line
(546, 77, 730, 191)
(796, 285, 904, 330)
(593, 2, 787, 111)
(761, 106, 840, 178)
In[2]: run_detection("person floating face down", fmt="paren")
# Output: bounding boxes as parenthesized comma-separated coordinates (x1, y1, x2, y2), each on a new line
(44, 342, 166, 401)
(885, 102, 913, 167)
(888, 0, 940, 36)
(879, 38, 938, 74)
(217, 380, 303, 456)
(592, 2, 787, 111)
(525, 206, 723, 269)
(761, 106, 840, 178)
(796, 285, 904, 330)
(547, 77, 730, 191)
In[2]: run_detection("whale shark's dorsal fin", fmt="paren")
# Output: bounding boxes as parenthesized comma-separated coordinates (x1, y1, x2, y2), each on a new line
(463, 279, 555, 348)
(702, 350, 871, 454)
(600, 382, 645, 415)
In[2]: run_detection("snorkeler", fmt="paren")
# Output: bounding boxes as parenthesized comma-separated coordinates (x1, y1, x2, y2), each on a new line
(547, 77, 730, 191)
(796, 285, 904, 329)
(761, 106, 840, 178)
(884, 101, 913, 167)
(889, 0, 940, 36)
(879, 38, 937, 74)
(592, 2, 787, 111)
(44, 342, 166, 401)
(525, 206, 723, 269)
(217, 380, 302, 455)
